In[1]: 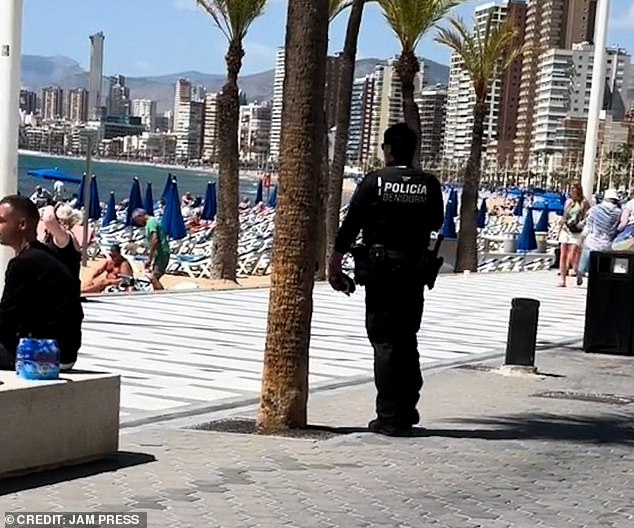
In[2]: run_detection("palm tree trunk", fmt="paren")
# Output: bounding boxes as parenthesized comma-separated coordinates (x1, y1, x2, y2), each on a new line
(325, 0, 366, 270)
(456, 99, 487, 273)
(315, 107, 328, 281)
(211, 40, 243, 281)
(256, 0, 329, 433)
(396, 50, 421, 168)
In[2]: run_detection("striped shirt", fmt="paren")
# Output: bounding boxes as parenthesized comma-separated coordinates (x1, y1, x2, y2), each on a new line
(583, 202, 621, 251)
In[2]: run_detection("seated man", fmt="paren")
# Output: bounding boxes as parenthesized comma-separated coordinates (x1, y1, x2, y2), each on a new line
(82, 244, 133, 294)
(0, 195, 83, 371)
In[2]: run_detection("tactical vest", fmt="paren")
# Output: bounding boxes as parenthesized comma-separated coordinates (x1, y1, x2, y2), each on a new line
(364, 166, 437, 255)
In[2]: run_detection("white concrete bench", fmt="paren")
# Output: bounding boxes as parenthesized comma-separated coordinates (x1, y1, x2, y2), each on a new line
(0, 371, 120, 479)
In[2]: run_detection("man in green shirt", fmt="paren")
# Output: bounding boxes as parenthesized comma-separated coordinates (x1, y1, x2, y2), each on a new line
(132, 209, 170, 290)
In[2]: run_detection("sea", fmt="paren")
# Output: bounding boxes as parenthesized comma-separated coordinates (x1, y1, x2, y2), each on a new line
(18, 153, 262, 202)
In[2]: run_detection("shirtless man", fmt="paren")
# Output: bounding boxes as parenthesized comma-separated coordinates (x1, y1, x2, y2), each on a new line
(81, 244, 133, 294)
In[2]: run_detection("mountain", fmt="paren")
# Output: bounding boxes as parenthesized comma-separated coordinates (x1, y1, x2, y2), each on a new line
(21, 55, 449, 113)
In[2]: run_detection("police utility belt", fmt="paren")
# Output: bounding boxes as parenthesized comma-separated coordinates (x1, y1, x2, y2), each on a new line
(350, 235, 444, 290)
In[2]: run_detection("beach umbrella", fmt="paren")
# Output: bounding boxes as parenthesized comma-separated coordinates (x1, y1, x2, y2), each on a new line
(88, 175, 101, 220)
(125, 177, 143, 226)
(447, 188, 459, 218)
(268, 185, 278, 208)
(27, 168, 81, 184)
(76, 173, 86, 209)
(535, 204, 550, 232)
(255, 178, 263, 204)
(441, 203, 457, 240)
(513, 193, 524, 217)
(201, 181, 217, 220)
(103, 192, 117, 225)
(161, 173, 174, 201)
(144, 182, 155, 216)
(477, 198, 487, 229)
(161, 179, 187, 240)
(517, 208, 537, 252)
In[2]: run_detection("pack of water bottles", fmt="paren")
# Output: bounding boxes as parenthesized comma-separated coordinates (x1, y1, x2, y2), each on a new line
(15, 338, 60, 380)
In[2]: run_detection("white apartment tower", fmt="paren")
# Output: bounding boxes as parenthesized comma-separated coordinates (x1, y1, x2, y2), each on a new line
(202, 92, 220, 163)
(88, 32, 105, 121)
(132, 99, 157, 131)
(269, 48, 285, 162)
(175, 100, 204, 162)
(239, 103, 272, 164)
(443, 1, 508, 163)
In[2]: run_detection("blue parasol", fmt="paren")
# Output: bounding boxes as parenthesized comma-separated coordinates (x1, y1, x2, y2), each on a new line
(513, 193, 525, 217)
(201, 181, 217, 220)
(268, 185, 278, 208)
(88, 175, 101, 220)
(441, 202, 457, 240)
(76, 174, 86, 209)
(125, 177, 143, 226)
(477, 198, 487, 229)
(144, 182, 154, 216)
(103, 192, 117, 225)
(27, 168, 82, 185)
(535, 204, 550, 232)
(517, 208, 537, 252)
(255, 179, 263, 204)
(161, 178, 187, 240)
(161, 173, 175, 201)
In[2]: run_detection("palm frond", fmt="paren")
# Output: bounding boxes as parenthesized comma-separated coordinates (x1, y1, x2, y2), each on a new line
(329, 0, 353, 22)
(198, 0, 267, 42)
(435, 11, 521, 98)
(378, 0, 460, 52)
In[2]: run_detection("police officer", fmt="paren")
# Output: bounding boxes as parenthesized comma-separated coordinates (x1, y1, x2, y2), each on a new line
(328, 123, 444, 436)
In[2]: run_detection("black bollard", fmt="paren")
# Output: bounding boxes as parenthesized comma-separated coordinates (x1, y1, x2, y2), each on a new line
(505, 297, 540, 367)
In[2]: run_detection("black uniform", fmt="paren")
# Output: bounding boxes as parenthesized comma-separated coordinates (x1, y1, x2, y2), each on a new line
(334, 163, 444, 428)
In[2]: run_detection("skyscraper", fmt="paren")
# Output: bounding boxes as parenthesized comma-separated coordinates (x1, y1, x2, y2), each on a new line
(513, 0, 597, 167)
(418, 87, 447, 165)
(132, 99, 157, 131)
(269, 48, 285, 161)
(19, 90, 37, 114)
(347, 75, 375, 167)
(107, 75, 130, 118)
(67, 88, 89, 123)
(202, 92, 220, 163)
(41, 86, 64, 120)
(88, 32, 105, 121)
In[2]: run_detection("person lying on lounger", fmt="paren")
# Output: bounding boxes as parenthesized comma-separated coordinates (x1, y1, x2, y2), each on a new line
(81, 244, 133, 294)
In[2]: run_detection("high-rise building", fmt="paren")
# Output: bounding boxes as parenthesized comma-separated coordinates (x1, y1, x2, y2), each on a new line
(239, 103, 272, 163)
(269, 48, 285, 161)
(131, 99, 157, 131)
(202, 93, 220, 163)
(173, 79, 192, 138)
(41, 86, 64, 120)
(514, 0, 597, 167)
(192, 85, 207, 103)
(67, 88, 89, 123)
(19, 90, 37, 114)
(347, 75, 375, 167)
(175, 100, 205, 161)
(444, 1, 523, 163)
(88, 32, 105, 121)
(418, 87, 447, 165)
(107, 75, 130, 118)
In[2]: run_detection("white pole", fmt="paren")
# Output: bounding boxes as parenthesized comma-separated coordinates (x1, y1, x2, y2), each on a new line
(581, 0, 611, 202)
(0, 0, 24, 292)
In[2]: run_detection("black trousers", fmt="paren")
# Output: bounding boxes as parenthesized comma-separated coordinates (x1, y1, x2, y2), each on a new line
(364, 270, 425, 426)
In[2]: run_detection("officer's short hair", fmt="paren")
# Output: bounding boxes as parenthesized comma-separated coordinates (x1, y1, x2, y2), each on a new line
(383, 123, 417, 164)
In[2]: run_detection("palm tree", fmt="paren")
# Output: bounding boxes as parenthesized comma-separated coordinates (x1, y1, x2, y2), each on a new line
(197, 0, 266, 281)
(325, 0, 366, 276)
(378, 0, 459, 167)
(256, 0, 330, 432)
(435, 13, 524, 272)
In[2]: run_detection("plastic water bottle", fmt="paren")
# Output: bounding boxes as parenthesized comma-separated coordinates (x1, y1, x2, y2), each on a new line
(15, 338, 60, 380)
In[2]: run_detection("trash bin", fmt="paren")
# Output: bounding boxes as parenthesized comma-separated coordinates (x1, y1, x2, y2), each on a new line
(583, 251, 634, 356)
(535, 233, 547, 253)
(503, 235, 517, 253)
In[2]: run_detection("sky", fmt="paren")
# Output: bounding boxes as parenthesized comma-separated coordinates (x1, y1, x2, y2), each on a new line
(21, 0, 634, 77)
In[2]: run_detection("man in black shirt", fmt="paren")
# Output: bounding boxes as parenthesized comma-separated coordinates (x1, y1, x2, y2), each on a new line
(329, 123, 444, 436)
(0, 195, 83, 370)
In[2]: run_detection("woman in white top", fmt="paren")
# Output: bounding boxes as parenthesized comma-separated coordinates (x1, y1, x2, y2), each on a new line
(557, 183, 590, 287)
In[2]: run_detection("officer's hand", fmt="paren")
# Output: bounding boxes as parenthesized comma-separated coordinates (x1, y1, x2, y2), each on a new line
(328, 252, 346, 292)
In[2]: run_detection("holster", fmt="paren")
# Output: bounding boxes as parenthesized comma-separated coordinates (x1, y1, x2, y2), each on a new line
(350, 245, 370, 285)
(421, 235, 444, 290)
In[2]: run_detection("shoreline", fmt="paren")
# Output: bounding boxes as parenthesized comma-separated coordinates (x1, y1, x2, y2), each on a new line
(19, 149, 275, 183)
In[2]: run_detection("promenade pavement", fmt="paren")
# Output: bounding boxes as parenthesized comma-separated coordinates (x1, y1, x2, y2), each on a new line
(2, 348, 633, 527)
(79, 270, 586, 425)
